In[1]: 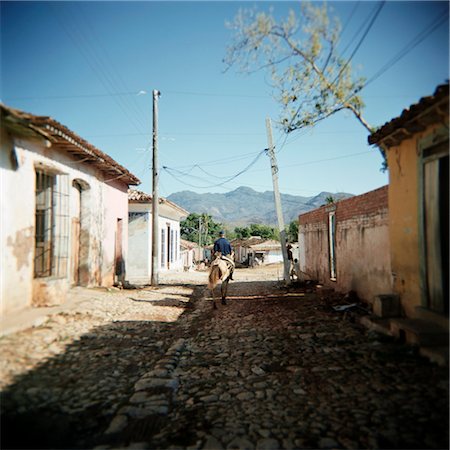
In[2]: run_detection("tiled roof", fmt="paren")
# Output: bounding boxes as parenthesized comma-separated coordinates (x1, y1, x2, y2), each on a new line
(368, 83, 449, 147)
(128, 189, 152, 202)
(128, 189, 189, 215)
(1, 103, 140, 186)
(180, 239, 198, 250)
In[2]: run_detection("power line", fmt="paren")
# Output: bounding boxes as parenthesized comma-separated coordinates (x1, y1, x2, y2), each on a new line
(162, 149, 266, 189)
(49, 3, 148, 135)
(362, 12, 449, 89)
(330, 1, 385, 88)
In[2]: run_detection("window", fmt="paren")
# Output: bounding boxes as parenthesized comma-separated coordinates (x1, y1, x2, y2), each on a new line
(34, 170, 69, 278)
(170, 228, 174, 263)
(175, 230, 178, 261)
(161, 228, 166, 268)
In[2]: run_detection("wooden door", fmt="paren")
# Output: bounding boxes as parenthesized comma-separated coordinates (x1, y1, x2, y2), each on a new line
(71, 218, 80, 285)
(423, 145, 449, 315)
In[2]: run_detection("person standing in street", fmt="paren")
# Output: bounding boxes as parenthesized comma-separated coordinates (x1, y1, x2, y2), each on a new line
(213, 230, 235, 280)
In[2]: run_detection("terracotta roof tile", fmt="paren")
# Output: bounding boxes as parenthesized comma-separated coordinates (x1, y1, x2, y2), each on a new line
(368, 83, 449, 147)
(1, 103, 140, 185)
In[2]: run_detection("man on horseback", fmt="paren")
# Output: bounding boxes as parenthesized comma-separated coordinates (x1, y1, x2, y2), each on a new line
(213, 230, 235, 280)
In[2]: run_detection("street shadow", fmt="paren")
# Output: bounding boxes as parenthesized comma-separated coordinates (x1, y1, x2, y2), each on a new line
(129, 296, 194, 308)
(0, 285, 205, 450)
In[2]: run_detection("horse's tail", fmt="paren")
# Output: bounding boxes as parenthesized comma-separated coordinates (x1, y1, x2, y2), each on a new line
(208, 265, 221, 290)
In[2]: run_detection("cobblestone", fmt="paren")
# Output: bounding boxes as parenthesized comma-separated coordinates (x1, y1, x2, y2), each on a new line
(1, 266, 448, 449)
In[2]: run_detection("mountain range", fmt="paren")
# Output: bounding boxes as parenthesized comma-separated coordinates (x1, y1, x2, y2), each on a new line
(167, 186, 354, 226)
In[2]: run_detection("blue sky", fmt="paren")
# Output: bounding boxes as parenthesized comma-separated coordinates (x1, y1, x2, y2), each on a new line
(1, 1, 449, 199)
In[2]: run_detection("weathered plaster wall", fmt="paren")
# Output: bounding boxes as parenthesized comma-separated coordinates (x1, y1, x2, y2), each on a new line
(102, 180, 129, 286)
(1, 129, 34, 314)
(128, 204, 151, 284)
(299, 186, 392, 304)
(386, 122, 447, 317)
(127, 203, 184, 284)
(1, 132, 130, 314)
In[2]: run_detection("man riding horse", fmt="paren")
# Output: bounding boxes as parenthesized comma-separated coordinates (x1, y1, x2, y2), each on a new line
(213, 230, 235, 280)
(208, 230, 235, 308)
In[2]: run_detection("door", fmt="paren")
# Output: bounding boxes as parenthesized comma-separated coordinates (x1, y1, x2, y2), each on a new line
(115, 218, 124, 283)
(423, 142, 449, 315)
(71, 182, 82, 285)
(328, 212, 337, 281)
(71, 218, 80, 285)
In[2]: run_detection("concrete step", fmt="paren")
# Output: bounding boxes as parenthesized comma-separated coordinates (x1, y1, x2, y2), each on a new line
(419, 346, 449, 366)
(359, 315, 392, 336)
(390, 318, 449, 346)
(415, 306, 449, 329)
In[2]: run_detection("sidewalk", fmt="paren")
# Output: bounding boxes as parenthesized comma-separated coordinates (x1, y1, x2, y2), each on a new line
(0, 287, 99, 337)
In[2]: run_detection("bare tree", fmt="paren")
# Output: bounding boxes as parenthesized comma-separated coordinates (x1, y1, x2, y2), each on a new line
(224, 2, 376, 135)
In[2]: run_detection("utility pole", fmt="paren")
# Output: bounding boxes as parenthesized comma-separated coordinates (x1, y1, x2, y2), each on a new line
(151, 89, 160, 286)
(198, 216, 202, 261)
(265, 117, 290, 285)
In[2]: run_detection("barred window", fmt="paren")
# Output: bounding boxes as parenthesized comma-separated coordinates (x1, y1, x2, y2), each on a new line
(34, 169, 69, 278)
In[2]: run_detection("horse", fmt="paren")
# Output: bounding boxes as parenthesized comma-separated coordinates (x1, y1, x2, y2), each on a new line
(208, 252, 234, 309)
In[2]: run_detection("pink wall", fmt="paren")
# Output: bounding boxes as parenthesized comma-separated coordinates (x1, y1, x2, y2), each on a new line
(298, 186, 392, 304)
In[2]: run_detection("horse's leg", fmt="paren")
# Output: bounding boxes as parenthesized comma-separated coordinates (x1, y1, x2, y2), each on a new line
(221, 279, 229, 305)
(210, 287, 217, 309)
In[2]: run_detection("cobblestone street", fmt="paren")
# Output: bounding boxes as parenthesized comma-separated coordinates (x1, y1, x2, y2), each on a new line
(1, 265, 448, 449)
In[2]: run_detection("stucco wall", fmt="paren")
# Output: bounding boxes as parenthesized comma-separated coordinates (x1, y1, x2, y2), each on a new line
(299, 186, 392, 304)
(1, 129, 34, 313)
(128, 205, 151, 283)
(386, 122, 447, 317)
(127, 203, 184, 284)
(1, 132, 130, 314)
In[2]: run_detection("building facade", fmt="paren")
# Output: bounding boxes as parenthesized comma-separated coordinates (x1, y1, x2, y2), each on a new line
(1, 104, 140, 314)
(128, 190, 188, 284)
(298, 186, 392, 304)
(368, 83, 449, 320)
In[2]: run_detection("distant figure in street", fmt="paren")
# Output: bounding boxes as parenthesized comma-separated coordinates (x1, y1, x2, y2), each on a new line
(213, 231, 235, 280)
(287, 243, 294, 276)
(291, 258, 300, 281)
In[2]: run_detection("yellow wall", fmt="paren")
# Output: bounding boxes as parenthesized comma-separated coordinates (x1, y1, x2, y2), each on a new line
(387, 123, 447, 317)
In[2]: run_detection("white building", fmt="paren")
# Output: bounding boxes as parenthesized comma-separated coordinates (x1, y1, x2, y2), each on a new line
(128, 190, 188, 284)
(1, 104, 140, 315)
(232, 237, 283, 266)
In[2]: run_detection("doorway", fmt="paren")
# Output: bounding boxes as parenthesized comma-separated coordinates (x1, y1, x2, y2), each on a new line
(423, 141, 449, 316)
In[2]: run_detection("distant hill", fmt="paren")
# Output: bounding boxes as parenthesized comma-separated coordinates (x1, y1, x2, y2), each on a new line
(168, 186, 353, 226)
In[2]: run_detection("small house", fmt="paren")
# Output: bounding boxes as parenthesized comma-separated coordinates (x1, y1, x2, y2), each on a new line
(127, 189, 188, 284)
(232, 237, 283, 266)
(1, 103, 140, 314)
(368, 83, 449, 324)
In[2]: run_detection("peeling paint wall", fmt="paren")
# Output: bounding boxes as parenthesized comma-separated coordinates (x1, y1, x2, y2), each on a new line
(1, 131, 131, 314)
(299, 186, 392, 304)
(386, 122, 449, 318)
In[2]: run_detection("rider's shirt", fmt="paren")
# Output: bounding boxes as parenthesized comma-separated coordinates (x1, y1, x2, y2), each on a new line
(213, 237, 232, 256)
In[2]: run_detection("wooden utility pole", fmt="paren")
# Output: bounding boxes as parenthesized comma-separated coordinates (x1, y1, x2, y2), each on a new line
(198, 216, 202, 260)
(151, 89, 160, 286)
(265, 117, 290, 285)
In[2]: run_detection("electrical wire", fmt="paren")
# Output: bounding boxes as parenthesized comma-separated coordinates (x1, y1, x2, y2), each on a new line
(49, 4, 148, 135)
(362, 12, 449, 89)
(329, 1, 385, 89)
(162, 149, 266, 189)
